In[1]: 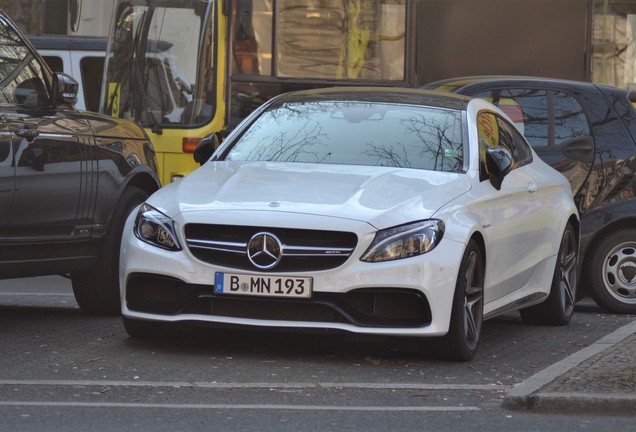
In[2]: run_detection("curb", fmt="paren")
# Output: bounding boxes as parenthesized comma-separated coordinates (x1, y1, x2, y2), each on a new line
(502, 319, 636, 412)
(521, 392, 636, 414)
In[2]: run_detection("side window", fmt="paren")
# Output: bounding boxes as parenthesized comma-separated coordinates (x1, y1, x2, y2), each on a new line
(0, 17, 50, 108)
(474, 89, 549, 147)
(473, 88, 590, 147)
(477, 111, 532, 179)
(498, 116, 533, 166)
(552, 91, 590, 144)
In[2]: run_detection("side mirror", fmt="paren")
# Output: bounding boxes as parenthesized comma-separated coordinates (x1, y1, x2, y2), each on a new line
(53, 72, 78, 106)
(485, 146, 513, 190)
(194, 132, 221, 165)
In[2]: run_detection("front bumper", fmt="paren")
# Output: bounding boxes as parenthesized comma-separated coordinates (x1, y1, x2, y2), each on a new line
(120, 215, 465, 337)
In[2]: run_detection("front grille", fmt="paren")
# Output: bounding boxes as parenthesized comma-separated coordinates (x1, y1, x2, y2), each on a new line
(126, 273, 432, 328)
(185, 224, 358, 272)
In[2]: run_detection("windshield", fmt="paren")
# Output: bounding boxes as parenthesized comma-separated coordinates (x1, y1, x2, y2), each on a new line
(102, 0, 213, 130)
(224, 101, 464, 172)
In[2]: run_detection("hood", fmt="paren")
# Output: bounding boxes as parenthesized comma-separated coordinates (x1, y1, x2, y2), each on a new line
(81, 111, 149, 140)
(150, 161, 471, 229)
(0, 109, 148, 140)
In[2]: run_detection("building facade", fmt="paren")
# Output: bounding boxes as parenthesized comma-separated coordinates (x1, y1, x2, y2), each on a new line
(3, 0, 636, 89)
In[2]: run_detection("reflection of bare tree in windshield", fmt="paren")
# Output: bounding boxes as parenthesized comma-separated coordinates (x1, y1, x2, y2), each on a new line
(227, 102, 463, 172)
(242, 119, 330, 163)
(363, 111, 462, 171)
(363, 142, 411, 168)
(404, 111, 462, 171)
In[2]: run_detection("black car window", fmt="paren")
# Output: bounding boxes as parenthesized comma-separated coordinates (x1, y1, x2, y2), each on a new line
(473, 89, 549, 147)
(473, 88, 590, 148)
(553, 91, 590, 144)
(0, 16, 50, 108)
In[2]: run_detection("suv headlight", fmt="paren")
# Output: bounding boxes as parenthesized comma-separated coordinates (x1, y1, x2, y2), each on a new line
(361, 220, 444, 262)
(134, 203, 182, 251)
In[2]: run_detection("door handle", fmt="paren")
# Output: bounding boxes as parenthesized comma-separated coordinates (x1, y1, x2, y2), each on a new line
(560, 136, 594, 163)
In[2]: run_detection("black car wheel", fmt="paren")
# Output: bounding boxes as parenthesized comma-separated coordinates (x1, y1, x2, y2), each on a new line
(520, 223, 578, 325)
(72, 186, 148, 315)
(584, 228, 636, 314)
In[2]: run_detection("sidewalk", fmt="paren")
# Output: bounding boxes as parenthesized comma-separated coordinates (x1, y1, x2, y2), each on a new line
(502, 318, 636, 414)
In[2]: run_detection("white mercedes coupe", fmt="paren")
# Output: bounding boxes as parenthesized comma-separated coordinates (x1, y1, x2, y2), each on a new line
(120, 87, 579, 361)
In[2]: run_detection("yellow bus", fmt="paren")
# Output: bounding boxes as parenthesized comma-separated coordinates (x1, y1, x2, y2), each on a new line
(101, 0, 590, 185)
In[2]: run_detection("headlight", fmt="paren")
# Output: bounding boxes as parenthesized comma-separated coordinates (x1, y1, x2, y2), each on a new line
(360, 220, 444, 262)
(134, 203, 182, 251)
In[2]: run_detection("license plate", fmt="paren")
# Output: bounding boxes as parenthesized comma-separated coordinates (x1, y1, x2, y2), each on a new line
(214, 272, 312, 298)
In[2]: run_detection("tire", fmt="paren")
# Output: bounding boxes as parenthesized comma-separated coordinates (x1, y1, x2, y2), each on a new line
(520, 223, 578, 325)
(71, 187, 149, 316)
(583, 228, 636, 314)
(435, 239, 484, 362)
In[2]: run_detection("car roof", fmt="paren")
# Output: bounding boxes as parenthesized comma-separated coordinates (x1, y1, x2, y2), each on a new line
(269, 86, 474, 111)
(425, 75, 636, 105)
(424, 75, 606, 92)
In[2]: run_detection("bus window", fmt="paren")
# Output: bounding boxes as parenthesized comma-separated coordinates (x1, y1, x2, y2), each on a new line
(232, 0, 406, 80)
(41, 55, 64, 73)
(230, 0, 408, 126)
(79, 56, 103, 112)
(104, 2, 207, 129)
(104, 0, 411, 185)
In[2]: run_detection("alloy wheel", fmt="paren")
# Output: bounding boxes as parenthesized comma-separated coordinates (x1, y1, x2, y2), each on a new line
(602, 241, 636, 306)
(558, 227, 578, 316)
(463, 249, 484, 351)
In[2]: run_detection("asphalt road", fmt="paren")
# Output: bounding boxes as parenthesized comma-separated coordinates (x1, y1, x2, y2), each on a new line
(0, 276, 633, 431)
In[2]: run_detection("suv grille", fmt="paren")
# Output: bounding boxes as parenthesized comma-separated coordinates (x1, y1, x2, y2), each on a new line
(185, 224, 358, 272)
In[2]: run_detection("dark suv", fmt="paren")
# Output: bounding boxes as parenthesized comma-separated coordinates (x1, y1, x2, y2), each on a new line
(425, 76, 636, 314)
(0, 11, 161, 315)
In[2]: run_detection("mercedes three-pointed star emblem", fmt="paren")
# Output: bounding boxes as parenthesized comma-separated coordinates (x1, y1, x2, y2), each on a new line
(247, 232, 283, 269)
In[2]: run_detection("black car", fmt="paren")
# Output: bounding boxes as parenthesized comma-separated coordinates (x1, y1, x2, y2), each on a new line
(425, 76, 636, 314)
(0, 11, 161, 315)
